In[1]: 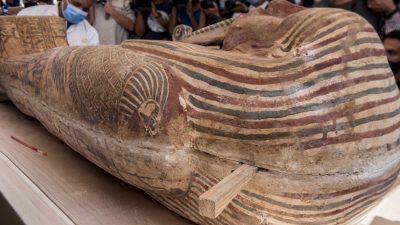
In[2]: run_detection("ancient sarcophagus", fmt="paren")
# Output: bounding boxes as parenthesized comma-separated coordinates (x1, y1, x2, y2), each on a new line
(1, 1, 399, 224)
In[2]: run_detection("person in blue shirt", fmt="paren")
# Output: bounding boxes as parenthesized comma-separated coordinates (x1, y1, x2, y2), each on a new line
(6, 0, 19, 7)
(168, 0, 201, 36)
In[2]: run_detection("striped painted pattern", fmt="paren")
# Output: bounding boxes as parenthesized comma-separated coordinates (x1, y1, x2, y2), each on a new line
(173, 18, 235, 42)
(118, 63, 169, 122)
(122, 7, 400, 225)
(150, 165, 399, 225)
(123, 8, 397, 151)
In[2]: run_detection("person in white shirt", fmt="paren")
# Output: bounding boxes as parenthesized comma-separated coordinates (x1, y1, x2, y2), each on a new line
(18, 0, 99, 46)
(93, 0, 135, 45)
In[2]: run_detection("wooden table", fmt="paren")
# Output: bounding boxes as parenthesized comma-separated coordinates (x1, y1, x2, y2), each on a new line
(0, 101, 399, 225)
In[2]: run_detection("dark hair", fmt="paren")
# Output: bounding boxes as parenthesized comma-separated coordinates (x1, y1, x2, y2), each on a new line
(385, 30, 400, 40)
(224, 0, 249, 11)
(172, 0, 188, 6)
(130, 0, 151, 12)
(23, 0, 39, 8)
(302, 0, 314, 7)
(200, 0, 214, 9)
(171, 0, 199, 6)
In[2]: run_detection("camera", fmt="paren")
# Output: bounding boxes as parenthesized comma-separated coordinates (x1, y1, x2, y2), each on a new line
(130, 0, 151, 12)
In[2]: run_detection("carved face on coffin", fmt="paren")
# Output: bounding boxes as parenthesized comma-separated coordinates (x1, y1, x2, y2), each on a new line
(138, 100, 163, 136)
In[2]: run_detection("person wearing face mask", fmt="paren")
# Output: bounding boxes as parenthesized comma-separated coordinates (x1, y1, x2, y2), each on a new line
(383, 30, 400, 87)
(17, 0, 99, 46)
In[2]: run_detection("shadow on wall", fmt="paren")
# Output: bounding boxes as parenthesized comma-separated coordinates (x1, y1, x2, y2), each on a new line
(371, 217, 400, 225)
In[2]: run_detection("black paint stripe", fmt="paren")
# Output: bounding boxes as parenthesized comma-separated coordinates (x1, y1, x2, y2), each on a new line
(167, 198, 209, 225)
(195, 163, 400, 214)
(188, 84, 397, 120)
(147, 64, 161, 102)
(239, 175, 395, 212)
(232, 196, 382, 225)
(283, 11, 361, 52)
(119, 102, 135, 115)
(134, 36, 381, 73)
(160, 65, 169, 107)
(139, 67, 152, 97)
(133, 69, 149, 98)
(281, 10, 325, 45)
(181, 62, 387, 97)
(145, 64, 158, 99)
(159, 196, 205, 225)
(314, 19, 364, 42)
(121, 86, 141, 109)
(281, 10, 347, 51)
(189, 105, 400, 141)
(128, 75, 146, 102)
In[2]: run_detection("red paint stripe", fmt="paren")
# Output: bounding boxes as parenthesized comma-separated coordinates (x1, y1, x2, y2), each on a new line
(187, 93, 400, 129)
(300, 120, 400, 150)
(190, 103, 400, 148)
(194, 166, 399, 201)
(190, 177, 391, 222)
(123, 45, 385, 85)
(300, 27, 374, 53)
(179, 72, 393, 109)
(236, 185, 389, 219)
(280, 167, 400, 200)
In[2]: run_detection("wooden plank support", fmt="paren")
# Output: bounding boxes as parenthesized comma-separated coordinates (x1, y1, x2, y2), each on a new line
(198, 164, 258, 219)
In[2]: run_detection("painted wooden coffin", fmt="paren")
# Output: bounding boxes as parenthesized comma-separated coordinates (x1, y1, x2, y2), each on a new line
(0, 1, 399, 224)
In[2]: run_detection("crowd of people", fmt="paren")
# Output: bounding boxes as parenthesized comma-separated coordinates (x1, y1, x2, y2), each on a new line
(0, 0, 398, 42)
(1, 0, 400, 83)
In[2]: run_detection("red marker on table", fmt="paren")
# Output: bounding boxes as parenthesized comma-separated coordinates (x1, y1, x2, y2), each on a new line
(10, 136, 48, 156)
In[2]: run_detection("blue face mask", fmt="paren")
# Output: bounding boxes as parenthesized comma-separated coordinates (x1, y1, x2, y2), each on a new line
(62, 0, 88, 24)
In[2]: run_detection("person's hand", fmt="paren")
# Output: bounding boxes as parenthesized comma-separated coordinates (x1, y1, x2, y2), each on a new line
(104, 0, 115, 15)
(205, 2, 219, 16)
(234, 1, 249, 13)
(367, 0, 397, 13)
(151, 1, 158, 18)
